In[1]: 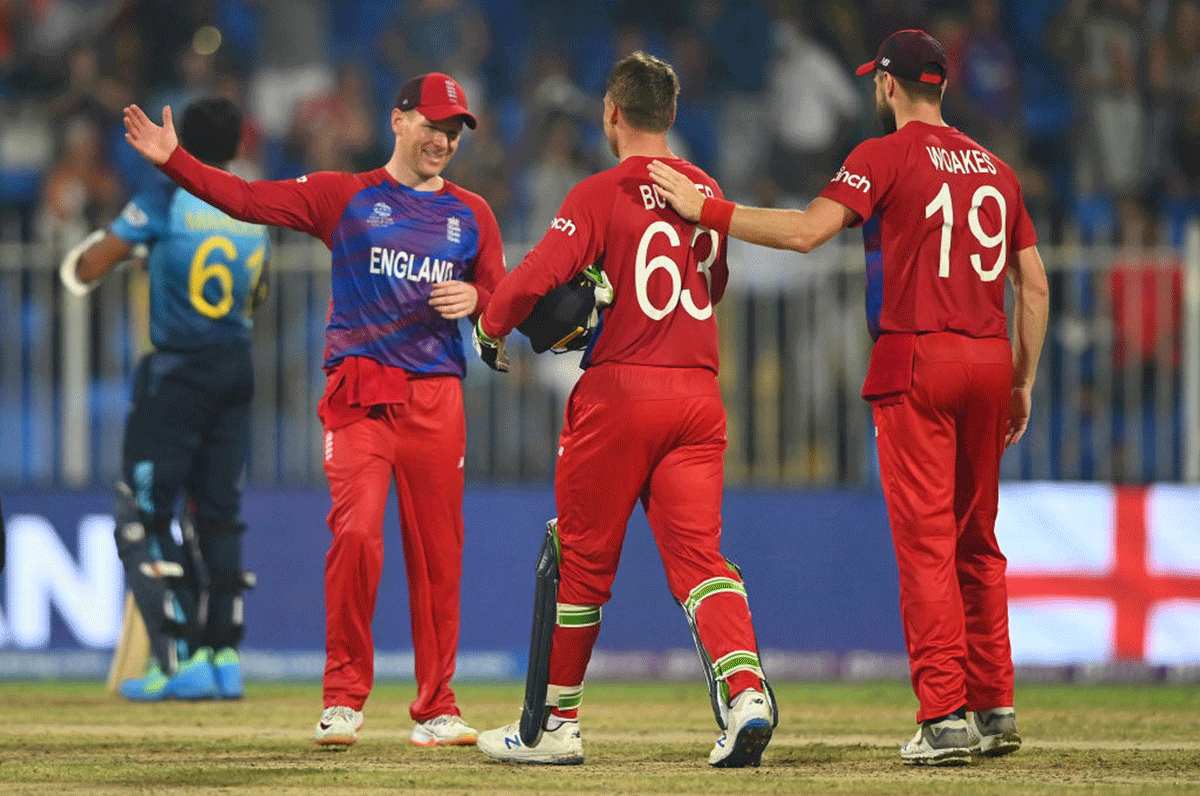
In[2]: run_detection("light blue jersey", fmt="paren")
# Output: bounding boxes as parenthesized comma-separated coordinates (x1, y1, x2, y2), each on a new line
(111, 180, 269, 351)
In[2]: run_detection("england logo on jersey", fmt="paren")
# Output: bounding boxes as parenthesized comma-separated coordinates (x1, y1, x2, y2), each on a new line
(447, 216, 461, 243)
(368, 202, 393, 228)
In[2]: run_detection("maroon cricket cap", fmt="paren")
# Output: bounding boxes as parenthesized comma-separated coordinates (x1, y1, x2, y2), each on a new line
(855, 29, 948, 85)
(395, 72, 477, 129)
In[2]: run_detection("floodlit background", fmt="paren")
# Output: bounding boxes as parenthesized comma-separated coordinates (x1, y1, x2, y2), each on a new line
(1, 0, 1198, 680)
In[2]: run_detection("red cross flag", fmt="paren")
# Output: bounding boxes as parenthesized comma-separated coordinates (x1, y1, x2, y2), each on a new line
(997, 484, 1200, 664)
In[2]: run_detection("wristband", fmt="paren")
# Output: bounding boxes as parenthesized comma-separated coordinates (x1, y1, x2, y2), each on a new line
(699, 197, 735, 235)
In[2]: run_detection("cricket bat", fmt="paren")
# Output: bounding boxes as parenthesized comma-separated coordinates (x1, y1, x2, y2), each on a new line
(106, 590, 150, 695)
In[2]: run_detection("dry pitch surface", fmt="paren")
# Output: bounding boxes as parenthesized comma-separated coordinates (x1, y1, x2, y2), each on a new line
(0, 680, 1197, 795)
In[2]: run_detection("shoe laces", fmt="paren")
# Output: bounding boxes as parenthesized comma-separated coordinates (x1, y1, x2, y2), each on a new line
(428, 714, 466, 728)
(324, 705, 357, 722)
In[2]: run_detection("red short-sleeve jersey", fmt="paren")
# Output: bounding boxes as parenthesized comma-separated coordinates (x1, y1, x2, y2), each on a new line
(819, 120, 1037, 340)
(483, 156, 729, 373)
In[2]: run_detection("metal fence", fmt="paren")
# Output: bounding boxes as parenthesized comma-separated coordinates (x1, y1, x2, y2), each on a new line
(3, 229, 1198, 488)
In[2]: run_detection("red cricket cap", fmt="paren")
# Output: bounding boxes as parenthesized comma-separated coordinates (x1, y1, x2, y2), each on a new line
(856, 29, 948, 85)
(395, 72, 477, 129)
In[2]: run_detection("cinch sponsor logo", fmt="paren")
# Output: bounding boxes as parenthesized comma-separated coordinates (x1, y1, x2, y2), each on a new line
(926, 146, 997, 175)
(831, 166, 870, 193)
(639, 181, 713, 210)
(369, 247, 456, 282)
(550, 217, 577, 236)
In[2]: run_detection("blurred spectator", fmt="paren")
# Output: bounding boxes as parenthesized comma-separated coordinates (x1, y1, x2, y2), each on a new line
(1148, 0, 1200, 241)
(521, 112, 593, 242)
(766, 2, 859, 201)
(45, 43, 130, 134)
(287, 62, 377, 173)
(0, 97, 55, 241)
(147, 47, 218, 124)
(119, 0, 215, 99)
(37, 114, 122, 249)
(214, 73, 265, 180)
(943, 0, 1022, 162)
(510, 47, 596, 179)
(1007, 0, 1074, 242)
(1057, 0, 1148, 235)
(1107, 195, 1182, 481)
(669, 29, 719, 174)
(246, 0, 333, 140)
(446, 107, 518, 238)
(693, 0, 771, 200)
(379, 0, 491, 116)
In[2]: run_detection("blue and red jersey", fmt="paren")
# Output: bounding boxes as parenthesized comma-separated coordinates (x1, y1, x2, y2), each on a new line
(158, 147, 505, 378)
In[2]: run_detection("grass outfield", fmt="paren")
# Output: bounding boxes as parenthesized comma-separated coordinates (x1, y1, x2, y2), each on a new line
(0, 680, 1197, 794)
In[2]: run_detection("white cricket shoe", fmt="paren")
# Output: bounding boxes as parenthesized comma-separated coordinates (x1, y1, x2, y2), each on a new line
(411, 714, 478, 746)
(900, 714, 972, 766)
(967, 707, 1022, 757)
(708, 688, 773, 768)
(477, 719, 584, 765)
(314, 705, 364, 747)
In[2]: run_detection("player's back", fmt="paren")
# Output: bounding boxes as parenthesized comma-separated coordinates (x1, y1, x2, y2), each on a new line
(582, 156, 728, 372)
(114, 182, 269, 351)
(863, 121, 1033, 340)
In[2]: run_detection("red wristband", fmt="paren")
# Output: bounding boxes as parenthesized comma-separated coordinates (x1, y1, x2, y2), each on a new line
(699, 197, 735, 235)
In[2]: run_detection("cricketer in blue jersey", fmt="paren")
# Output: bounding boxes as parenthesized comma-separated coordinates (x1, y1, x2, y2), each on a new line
(62, 97, 268, 702)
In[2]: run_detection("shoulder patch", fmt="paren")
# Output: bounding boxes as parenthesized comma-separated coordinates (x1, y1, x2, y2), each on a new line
(121, 202, 149, 227)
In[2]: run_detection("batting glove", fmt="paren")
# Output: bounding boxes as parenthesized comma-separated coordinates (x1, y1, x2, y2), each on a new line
(474, 317, 510, 372)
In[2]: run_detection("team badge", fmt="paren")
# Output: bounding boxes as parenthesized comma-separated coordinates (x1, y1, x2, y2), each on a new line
(368, 202, 393, 228)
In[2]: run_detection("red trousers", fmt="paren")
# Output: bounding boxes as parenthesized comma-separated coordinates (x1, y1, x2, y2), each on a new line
(872, 332, 1015, 722)
(321, 376, 465, 721)
(548, 363, 762, 700)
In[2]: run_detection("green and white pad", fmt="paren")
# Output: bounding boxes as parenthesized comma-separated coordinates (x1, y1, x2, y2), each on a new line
(677, 561, 778, 730)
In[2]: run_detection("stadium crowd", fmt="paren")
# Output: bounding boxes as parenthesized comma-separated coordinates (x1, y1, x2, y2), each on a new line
(0, 0, 1193, 485)
(2, 0, 1198, 250)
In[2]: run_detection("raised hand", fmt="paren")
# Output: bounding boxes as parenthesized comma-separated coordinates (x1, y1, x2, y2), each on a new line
(429, 280, 479, 320)
(648, 160, 704, 223)
(123, 104, 178, 166)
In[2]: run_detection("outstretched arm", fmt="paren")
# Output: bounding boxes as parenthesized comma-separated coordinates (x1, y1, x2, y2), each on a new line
(123, 104, 178, 166)
(648, 160, 854, 253)
(124, 104, 347, 240)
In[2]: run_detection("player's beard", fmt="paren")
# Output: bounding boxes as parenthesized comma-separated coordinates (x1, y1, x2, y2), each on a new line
(876, 95, 897, 135)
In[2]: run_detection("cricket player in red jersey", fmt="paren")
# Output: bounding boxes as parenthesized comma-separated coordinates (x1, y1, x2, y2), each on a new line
(651, 30, 1050, 766)
(472, 52, 776, 768)
(123, 72, 506, 748)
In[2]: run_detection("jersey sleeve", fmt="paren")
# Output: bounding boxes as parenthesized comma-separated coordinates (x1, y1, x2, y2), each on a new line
(159, 146, 354, 245)
(708, 179, 730, 305)
(481, 177, 607, 338)
(817, 137, 896, 228)
(452, 188, 507, 320)
(110, 186, 169, 244)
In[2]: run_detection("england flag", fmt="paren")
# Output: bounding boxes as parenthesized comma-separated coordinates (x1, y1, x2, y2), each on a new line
(996, 483, 1200, 664)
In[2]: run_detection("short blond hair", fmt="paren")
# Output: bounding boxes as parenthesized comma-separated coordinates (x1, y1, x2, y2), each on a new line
(605, 51, 679, 133)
